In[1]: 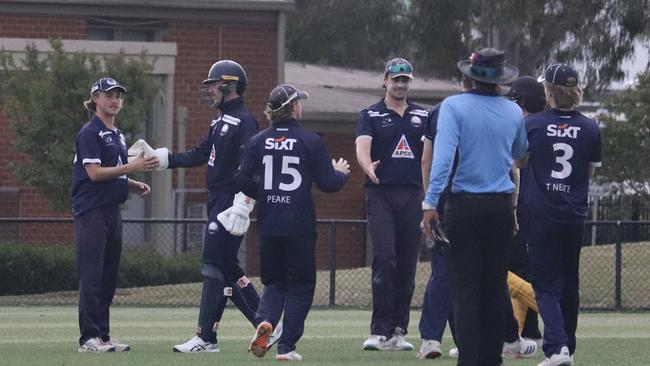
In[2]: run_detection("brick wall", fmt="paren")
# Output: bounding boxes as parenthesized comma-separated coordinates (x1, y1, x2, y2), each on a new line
(165, 21, 278, 191)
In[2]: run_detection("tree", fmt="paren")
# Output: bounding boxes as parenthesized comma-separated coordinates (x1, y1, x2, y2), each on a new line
(287, 0, 649, 91)
(598, 66, 650, 203)
(0, 39, 158, 211)
(410, 0, 649, 92)
(286, 0, 409, 70)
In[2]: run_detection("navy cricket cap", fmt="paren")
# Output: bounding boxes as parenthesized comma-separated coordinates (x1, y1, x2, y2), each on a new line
(84, 77, 126, 111)
(384, 58, 413, 79)
(538, 63, 579, 87)
(267, 84, 309, 112)
(505, 76, 546, 113)
(90, 77, 127, 95)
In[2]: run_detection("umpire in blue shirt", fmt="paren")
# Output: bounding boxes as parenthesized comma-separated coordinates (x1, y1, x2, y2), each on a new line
(422, 48, 528, 366)
(73, 77, 159, 352)
(356, 58, 430, 351)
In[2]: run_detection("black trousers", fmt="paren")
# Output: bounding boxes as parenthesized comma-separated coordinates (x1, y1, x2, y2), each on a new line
(365, 187, 422, 337)
(255, 234, 316, 354)
(443, 194, 513, 366)
(74, 205, 122, 345)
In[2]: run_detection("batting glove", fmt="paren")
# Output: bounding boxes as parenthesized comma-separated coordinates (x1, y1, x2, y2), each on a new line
(128, 139, 169, 171)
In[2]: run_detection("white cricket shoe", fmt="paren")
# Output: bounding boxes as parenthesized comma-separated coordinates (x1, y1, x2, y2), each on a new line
(275, 350, 303, 361)
(416, 340, 442, 359)
(537, 346, 572, 366)
(78, 337, 115, 353)
(385, 328, 414, 351)
(102, 339, 130, 352)
(503, 337, 537, 358)
(362, 335, 387, 350)
(267, 320, 283, 350)
(249, 321, 273, 358)
(172, 335, 220, 353)
(449, 347, 459, 358)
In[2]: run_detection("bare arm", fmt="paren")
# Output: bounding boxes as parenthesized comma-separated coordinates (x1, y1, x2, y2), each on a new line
(421, 138, 433, 189)
(84, 152, 158, 182)
(355, 136, 379, 184)
(511, 166, 520, 208)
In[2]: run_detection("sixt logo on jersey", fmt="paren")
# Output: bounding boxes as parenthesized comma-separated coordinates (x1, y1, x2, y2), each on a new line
(265, 136, 297, 150)
(391, 134, 414, 159)
(547, 123, 581, 139)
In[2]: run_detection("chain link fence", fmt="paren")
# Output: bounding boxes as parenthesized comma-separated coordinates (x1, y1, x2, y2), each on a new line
(1, 218, 648, 310)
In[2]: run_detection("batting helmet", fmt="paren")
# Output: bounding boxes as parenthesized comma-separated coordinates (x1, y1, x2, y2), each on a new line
(203, 60, 248, 95)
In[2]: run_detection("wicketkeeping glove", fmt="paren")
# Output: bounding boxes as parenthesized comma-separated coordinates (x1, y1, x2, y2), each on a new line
(217, 192, 255, 236)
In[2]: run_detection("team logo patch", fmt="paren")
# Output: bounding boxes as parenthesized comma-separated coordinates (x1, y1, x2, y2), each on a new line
(410, 116, 422, 128)
(391, 134, 414, 159)
(208, 221, 218, 234)
(220, 123, 229, 136)
(381, 117, 394, 128)
(103, 135, 114, 144)
(208, 145, 216, 166)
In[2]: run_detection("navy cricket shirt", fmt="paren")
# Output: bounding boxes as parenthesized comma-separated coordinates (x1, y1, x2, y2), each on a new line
(168, 97, 259, 193)
(356, 99, 429, 188)
(236, 118, 348, 236)
(71, 116, 129, 216)
(521, 108, 602, 222)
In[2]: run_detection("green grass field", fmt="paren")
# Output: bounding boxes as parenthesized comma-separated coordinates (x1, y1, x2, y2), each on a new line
(1, 307, 649, 366)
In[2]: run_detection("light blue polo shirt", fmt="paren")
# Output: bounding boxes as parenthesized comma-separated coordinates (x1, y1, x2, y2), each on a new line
(424, 90, 528, 207)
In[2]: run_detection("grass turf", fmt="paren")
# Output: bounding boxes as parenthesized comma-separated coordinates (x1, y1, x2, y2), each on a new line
(0, 307, 649, 365)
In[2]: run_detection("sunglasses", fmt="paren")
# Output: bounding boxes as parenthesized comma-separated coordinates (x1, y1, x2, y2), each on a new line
(387, 63, 413, 74)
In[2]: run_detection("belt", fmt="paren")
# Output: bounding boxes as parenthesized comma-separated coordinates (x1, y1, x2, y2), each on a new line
(448, 192, 511, 200)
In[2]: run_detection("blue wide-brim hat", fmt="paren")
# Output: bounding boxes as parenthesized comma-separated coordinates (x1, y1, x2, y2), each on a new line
(457, 48, 519, 85)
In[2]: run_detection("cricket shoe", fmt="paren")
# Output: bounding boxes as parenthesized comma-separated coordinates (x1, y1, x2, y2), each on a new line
(416, 340, 442, 359)
(384, 327, 414, 351)
(172, 335, 220, 353)
(267, 320, 283, 350)
(249, 321, 273, 358)
(102, 339, 130, 352)
(502, 337, 537, 359)
(537, 346, 572, 366)
(275, 350, 303, 361)
(362, 335, 387, 350)
(449, 347, 459, 358)
(78, 337, 115, 353)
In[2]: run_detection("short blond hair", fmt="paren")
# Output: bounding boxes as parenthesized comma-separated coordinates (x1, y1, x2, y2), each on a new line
(264, 102, 294, 123)
(544, 82, 583, 109)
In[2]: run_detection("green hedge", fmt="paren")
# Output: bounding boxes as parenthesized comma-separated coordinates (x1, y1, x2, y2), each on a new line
(0, 243, 201, 295)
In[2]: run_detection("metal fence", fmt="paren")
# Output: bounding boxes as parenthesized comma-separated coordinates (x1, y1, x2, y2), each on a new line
(0, 218, 649, 310)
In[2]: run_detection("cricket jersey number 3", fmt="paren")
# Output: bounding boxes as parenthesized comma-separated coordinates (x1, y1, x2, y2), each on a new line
(551, 143, 573, 179)
(262, 155, 302, 191)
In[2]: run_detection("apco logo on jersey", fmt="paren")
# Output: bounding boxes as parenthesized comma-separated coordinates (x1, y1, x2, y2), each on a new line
(392, 134, 414, 159)
(208, 145, 216, 166)
(265, 136, 297, 150)
(547, 123, 581, 139)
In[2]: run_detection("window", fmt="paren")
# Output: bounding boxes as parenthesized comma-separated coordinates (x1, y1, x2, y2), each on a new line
(85, 17, 164, 42)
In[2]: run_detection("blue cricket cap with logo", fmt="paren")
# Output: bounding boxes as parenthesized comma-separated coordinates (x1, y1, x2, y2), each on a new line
(267, 84, 309, 112)
(537, 63, 579, 87)
(384, 58, 413, 79)
(84, 77, 127, 111)
(90, 77, 127, 95)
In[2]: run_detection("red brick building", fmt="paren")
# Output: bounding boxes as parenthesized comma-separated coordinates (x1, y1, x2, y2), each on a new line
(0, 1, 458, 274)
